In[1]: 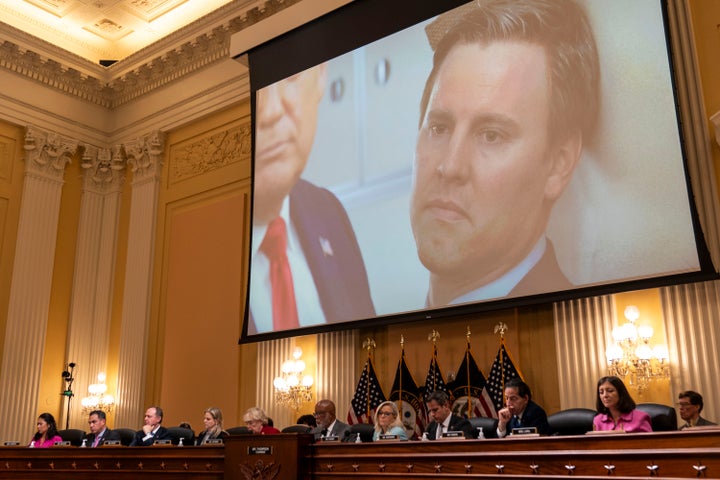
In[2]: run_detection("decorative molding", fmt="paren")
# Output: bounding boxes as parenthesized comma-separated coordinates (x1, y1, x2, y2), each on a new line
(0, 0, 301, 109)
(169, 121, 251, 183)
(126, 130, 165, 183)
(81, 145, 127, 192)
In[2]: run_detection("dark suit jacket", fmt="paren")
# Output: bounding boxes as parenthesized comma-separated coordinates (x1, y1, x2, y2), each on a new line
(681, 416, 718, 429)
(195, 430, 228, 445)
(426, 414, 474, 440)
(129, 426, 171, 446)
(249, 179, 375, 334)
(83, 428, 121, 447)
(312, 419, 350, 441)
(509, 400, 551, 435)
(509, 240, 571, 297)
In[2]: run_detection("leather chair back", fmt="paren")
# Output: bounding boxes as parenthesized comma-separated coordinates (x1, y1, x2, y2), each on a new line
(467, 417, 499, 438)
(547, 408, 596, 436)
(636, 403, 678, 431)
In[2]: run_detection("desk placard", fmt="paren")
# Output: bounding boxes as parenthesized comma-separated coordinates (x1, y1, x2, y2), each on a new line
(103, 440, 121, 446)
(206, 438, 224, 445)
(511, 427, 538, 436)
(378, 434, 399, 441)
(53, 441, 71, 446)
(3, 442, 19, 446)
(153, 439, 172, 445)
(248, 446, 272, 455)
(441, 431, 465, 439)
(321, 435, 340, 442)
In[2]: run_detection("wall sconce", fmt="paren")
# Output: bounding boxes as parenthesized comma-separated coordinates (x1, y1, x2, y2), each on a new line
(80, 372, 115, 414)
(273, 347, 313, 410)
(605, 306, 670, 393)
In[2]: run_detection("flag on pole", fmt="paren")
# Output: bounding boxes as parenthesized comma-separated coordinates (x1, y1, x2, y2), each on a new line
(448, 340, 497, 419)
(347, 356, 386, 425)
(389, 348, 425, 439)
(485, 339, 523, 412)
(423, 342, 449, 400)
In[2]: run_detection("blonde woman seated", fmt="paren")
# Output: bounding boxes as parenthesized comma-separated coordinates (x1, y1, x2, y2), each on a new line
(196, 407, 228, 445)
(243, 407, 280, 435)
(373, 401, 408, 441)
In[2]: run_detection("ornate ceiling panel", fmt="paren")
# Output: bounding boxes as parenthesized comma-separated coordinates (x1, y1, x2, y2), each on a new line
(0, 0, 236, 63)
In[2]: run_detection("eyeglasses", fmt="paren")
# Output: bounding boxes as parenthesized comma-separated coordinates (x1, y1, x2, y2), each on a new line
(677, 402, 695, 408)
(378, 411, 394, 416)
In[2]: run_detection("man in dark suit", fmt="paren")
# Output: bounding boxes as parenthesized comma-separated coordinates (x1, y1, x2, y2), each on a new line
(497, 378, 550, 437)
(84, 410, 120, 447)
(310, 399, 350, 441)
(678, 390, 718, 429)
(129, 406, 172, 446)
(409, 0, 600, 306)
(425, 391, 474, 440)
(249, 62, 374, 335)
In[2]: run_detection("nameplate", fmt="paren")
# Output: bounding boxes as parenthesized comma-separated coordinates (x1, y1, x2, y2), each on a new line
(248, 446, 272, 455)
(441, 431, 465, 439)
(321, 435, 340, 442)
(103, 440, 121, 446)
(53, 441, 71, 446)
(3, 442, 19, 446)
(511, 427, 538, 436)
(378, 434, 399, 441)
(153, 439, 172, 445)
(205, 438, 224, 445)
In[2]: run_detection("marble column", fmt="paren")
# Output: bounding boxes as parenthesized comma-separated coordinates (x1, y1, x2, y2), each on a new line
(0, 127, 76, 441)
(114, 131, 164, 428)
(64, 145, 126, 429)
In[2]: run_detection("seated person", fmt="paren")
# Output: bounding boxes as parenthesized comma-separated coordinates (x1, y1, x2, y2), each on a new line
(29, 413, 63, 448)
(84, 410, 121, 447)
(296, 414, 317, 428)
(678, 390, 718, 429)
(243, 407, 280, 435)
(130, 406, 173, 446)
(593, 376, 651, 432)
(311, 399, 349, 439)
(425, 391, 474, 439)
(196, 407, 228, 445)
(372, 401, 408, 441)
(497, 378, 551, 437)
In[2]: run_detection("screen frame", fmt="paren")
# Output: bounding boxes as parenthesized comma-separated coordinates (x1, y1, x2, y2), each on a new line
(240, 0, 718, 344)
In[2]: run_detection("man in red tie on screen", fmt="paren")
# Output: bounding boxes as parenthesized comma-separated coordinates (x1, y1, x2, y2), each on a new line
(249, 63, 375, 334)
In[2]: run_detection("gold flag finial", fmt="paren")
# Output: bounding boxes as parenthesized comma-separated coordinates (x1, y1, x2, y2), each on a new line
(362, 338, 376, 355)
(494, 322, 508, 338)
(466, 326, 471, 343)
(428, 329, 440, 344)
(400, 335, 405, 348)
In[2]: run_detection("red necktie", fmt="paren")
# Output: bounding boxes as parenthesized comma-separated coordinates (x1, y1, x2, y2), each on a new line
(261, 217, 299, 330)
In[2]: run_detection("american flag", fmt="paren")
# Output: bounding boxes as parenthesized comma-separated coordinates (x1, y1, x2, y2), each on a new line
(389, 350, 425, 439)
(347, 357, 386, 425)
(448, 342, 497, 419)
(423, 344, 449, 401)
(485, 341, 523, 412)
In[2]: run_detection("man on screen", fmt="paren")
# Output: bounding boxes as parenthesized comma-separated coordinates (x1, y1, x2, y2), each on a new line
(250, 63, 375, 334)
(410, 0, 600, 306)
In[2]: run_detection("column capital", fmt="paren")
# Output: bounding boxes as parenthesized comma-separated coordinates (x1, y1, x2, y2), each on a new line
(125, 130, 165, 184)
(80, 145, 126, 192)
(23, 126, 77, 180)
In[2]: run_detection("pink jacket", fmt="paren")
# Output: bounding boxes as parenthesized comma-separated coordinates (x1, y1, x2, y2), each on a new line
(29, 435, 64, 448)
(593, 409, 652, 432)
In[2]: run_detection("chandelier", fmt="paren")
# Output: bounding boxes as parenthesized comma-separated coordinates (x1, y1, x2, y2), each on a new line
(273, 347, 314, 410)
(80, 373, 115, 414)
(605, 305, 670, 393)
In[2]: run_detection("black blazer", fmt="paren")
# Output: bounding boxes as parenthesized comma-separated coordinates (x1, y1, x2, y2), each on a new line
(195, 430, 228, 445)
(129, 426, 171, 446)
(83, 428, 121, 447)
(426, 414, 474, 440)
(509, 401, 551, 435)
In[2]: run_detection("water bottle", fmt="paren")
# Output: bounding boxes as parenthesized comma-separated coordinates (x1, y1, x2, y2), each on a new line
(178, 437, 184, 447)
(477, 427, 485, 439)
(421, 432, 429, 442)
(29, 441, 35, 448)
(80, 438, 87, 448)
(355, 433, 361, 443)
